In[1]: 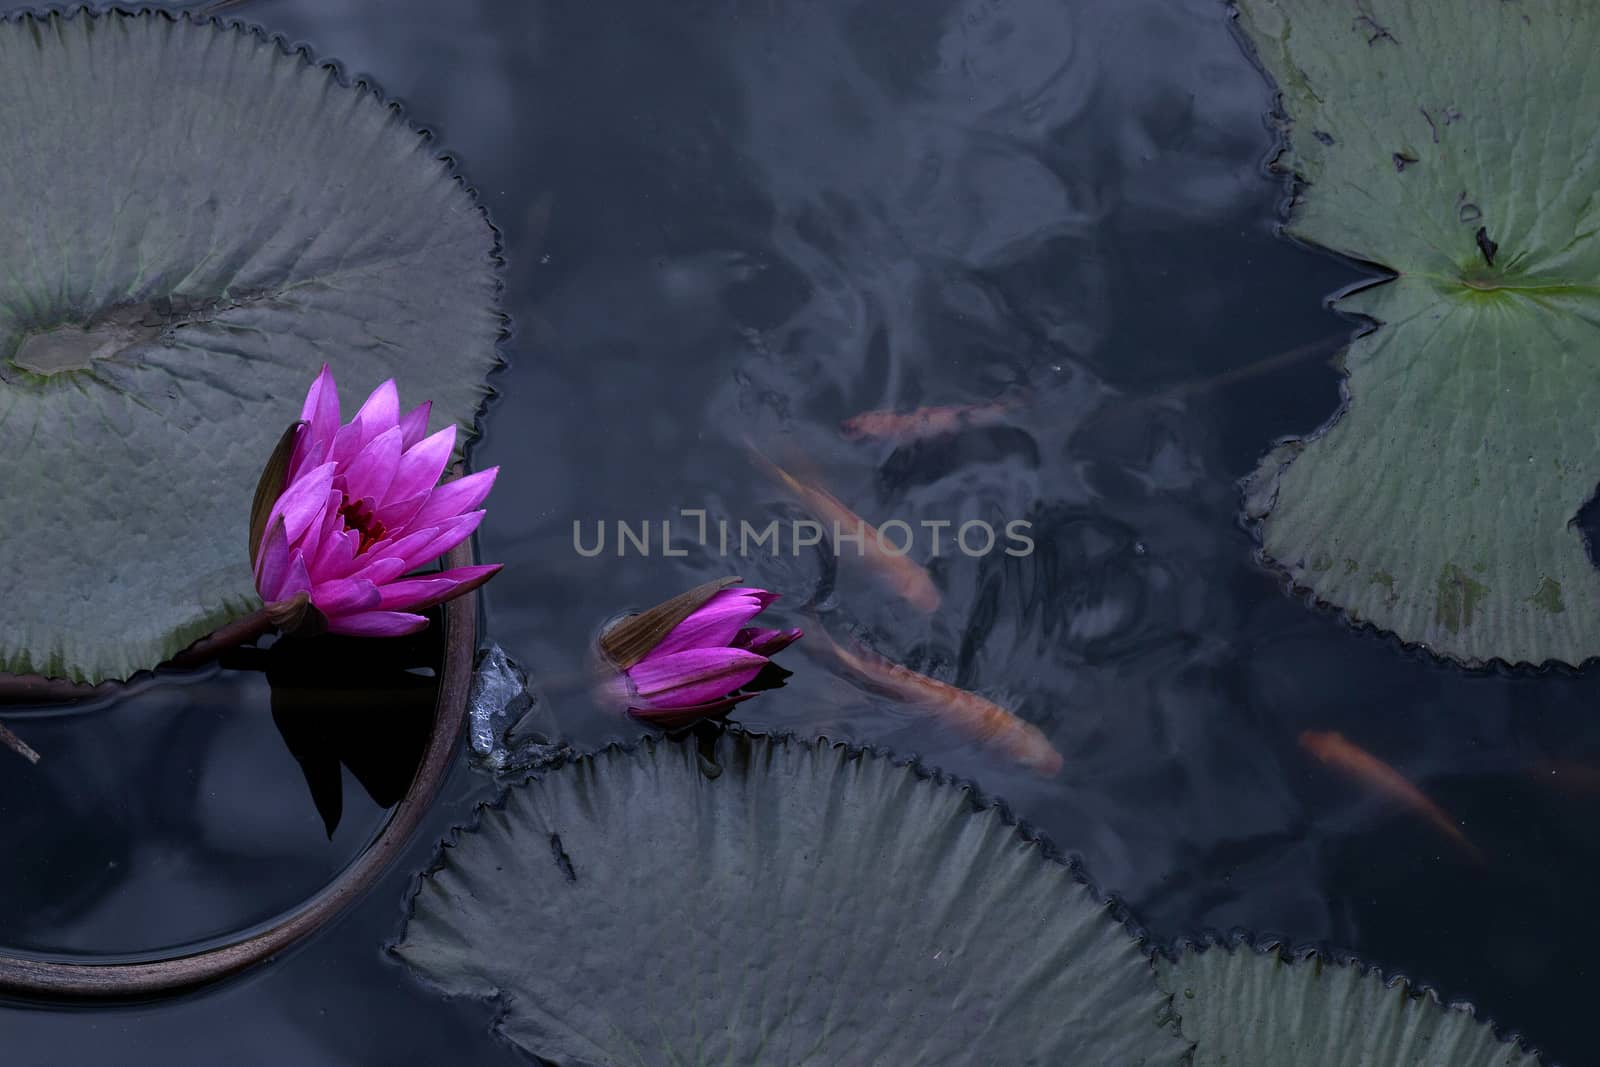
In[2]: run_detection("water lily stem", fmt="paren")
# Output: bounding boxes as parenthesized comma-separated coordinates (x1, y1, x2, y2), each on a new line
(165, 603, 282, 669)
(0, 720, 39, 764)
(0, 601, 286, 708)
(1146, 332, 1348, 402)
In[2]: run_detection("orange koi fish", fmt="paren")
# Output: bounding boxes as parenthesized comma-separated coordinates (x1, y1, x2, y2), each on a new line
(746, 444, 941, 612)
(1299, 730, 1484, 865)
(841, 397, 1016, 444)
(825, 632, 1063, 776)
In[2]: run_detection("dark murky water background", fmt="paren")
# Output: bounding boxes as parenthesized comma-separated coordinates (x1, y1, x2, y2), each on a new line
(3, 0, 1599, 1063)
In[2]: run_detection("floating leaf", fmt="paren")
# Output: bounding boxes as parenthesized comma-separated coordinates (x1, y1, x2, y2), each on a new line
(1158, 942, 1541, 1066)
(0, 11, 500, 682)
(1237, 0, 1600, 665)
(394, 733, 1183, 1066)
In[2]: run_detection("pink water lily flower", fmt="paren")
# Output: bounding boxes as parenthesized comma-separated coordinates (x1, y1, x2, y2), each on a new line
(614, 586, 801, 727)
(253, 365, 501, 637)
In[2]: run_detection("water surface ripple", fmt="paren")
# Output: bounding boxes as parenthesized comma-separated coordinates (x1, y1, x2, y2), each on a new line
(3, 1, 1597, 1063)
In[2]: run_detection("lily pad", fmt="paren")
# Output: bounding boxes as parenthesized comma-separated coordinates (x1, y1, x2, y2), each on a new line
(1237, 0, 1600, 665)
(1158, 942, 1540, 1066)
(394, 732, 1184, 1066)
(0, 11, 500, 682)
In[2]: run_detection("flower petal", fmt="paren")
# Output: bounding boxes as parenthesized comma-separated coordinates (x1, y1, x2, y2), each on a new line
(328, 419, 364, 469)
(325, 610, 430, 637)
(350, 552, 413, 588)
(299, 363, 341, 450)
(398, 400, 432, 450)
(627, 691, 756, 729)
(374, 490, 429, 532)
(404, 467, 498, 533)
(351, 524, 440, 574)
(732, 627, 803, 658)
(265, 461, 336, 547)
(273, 555, 313, 603)
(625, 647, 769, 709)
(353, 379, 400, 447)
(285, 419, 323, 485)
(387, 424, 456, 505)
(254, 516, 290, 596)
(313, 527, 360, 582)
(643, 589, 767, 660)
(376, 564, 501, 612)
(374, 577, 457, 613)
(257, 511, 311, 603)
(725, 587, 781, 611)
(364, 513, 483, 575)
(298, 488, 344, 576)
(400, 511, 485, 571)
(310, 577, 383, 617)
(342, 425, 404, 504)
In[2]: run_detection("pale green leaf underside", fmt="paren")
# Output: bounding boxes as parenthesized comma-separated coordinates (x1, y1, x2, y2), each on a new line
(1237, 0, 1600, 665)
(0, 12, 500, 682)
(1159, 944, 1541, 1066)
(394, 734, 1184, 1067)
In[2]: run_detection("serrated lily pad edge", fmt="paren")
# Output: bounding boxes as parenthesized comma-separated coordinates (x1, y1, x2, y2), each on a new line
(1223, 0, 1396, 658)
(387, 728, 1561, 1062)
(16, 3, 513, 333)
(385, 727, 1175, 999)
(1157, 936, 1547, 1065)
(171, 0, 515, 434)
(388, 725, 1153, 915)
(0, 5, 510, 686)
(1221, 1, 1599, 672)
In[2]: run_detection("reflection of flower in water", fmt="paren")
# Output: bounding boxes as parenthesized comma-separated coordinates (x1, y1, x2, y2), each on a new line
(239, 630, 441, 839)
(254, 365, 501, 637)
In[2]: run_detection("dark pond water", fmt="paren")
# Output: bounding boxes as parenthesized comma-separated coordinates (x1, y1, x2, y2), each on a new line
(4, 0, 1599, 1063)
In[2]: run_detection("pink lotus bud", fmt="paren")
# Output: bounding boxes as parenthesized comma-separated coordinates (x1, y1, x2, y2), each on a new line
(599, 578, 801, 728)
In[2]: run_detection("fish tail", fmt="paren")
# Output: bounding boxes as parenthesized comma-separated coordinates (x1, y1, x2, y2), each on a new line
(744, 438, 842, 515)
(742, 437, 798, 492)
(1440, 822, 1488, 866)
(999, 718, 1064, 777)
(949, 691, 1062, 777)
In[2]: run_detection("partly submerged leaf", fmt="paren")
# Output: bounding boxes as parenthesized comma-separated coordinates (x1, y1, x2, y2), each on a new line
(394, 733, 1184, 1066)
(1237, 0, 1600, 665)
(1158, 943, 1540, 1066)
(0, 11, 500, 682)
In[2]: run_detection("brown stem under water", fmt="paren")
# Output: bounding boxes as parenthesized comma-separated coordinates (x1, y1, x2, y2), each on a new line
(1148, 332, 1348, 402)
(0, 721, 39, 764)
(166, 602, 285, 669)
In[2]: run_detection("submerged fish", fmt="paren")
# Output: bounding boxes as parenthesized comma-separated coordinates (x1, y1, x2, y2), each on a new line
(746, 444, 941, 612)
(1299, 730, 1485, 865)
(824, 632, 1063, 776)
(841, 397, 1017, 444)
